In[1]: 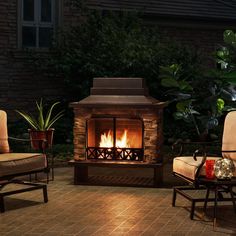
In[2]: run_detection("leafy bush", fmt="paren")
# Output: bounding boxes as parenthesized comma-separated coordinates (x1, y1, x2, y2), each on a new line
(32, 10, 202, 142)
(217, 30, 236, 70)
(161, 30, 236, 142)
(45, 10, 201, 101)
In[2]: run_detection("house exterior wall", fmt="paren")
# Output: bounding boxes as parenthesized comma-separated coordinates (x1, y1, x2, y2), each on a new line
(0, 1, 234, 120)
(158, 24, 227, 67)
(0, 0, 66, 120)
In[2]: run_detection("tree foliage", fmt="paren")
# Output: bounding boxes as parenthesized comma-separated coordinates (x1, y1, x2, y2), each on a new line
(47, 10, 201, 100)
(161, 30, 236, 141)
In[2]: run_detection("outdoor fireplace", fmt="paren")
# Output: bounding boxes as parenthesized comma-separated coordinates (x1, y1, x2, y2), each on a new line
(71, 77, 166, 163)
(70, 78, 166, 186)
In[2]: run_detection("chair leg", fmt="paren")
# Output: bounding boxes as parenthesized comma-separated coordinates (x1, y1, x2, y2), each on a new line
(172, 188, 177, 207)
(43, 185, 48, 203)
(229, 187, 236, 213)
(213, 186, 218, 229)
(203, 187, 210, 215)
(190, 201, 195, 220)
(51, 154, 55, 181)
(0, 182, 48, 213)
(0, 195, 4, 213)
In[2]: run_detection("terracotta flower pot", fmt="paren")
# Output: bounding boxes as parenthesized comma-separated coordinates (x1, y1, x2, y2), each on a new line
(28, 129, 54, 151)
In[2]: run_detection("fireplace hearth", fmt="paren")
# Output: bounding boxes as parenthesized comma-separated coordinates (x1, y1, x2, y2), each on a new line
(69, 77, 167, 186)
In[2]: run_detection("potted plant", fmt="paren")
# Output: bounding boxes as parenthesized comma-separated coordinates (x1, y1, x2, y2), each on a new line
(16, 99, 64, 150)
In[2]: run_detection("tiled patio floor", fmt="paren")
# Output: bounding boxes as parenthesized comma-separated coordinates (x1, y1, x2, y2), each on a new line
(0, 164, 236, 236)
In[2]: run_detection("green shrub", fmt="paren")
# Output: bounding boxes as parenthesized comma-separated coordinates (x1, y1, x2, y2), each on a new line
(44, 10, 201, 101)
(161, 30, 236, 142)
(33, 10, 202, 142)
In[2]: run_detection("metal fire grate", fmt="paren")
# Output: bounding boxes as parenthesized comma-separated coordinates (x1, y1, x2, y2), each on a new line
(86, 147, 144, 161)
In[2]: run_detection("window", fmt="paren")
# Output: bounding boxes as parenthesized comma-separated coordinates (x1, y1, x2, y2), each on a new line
(18, 0, 58, 48)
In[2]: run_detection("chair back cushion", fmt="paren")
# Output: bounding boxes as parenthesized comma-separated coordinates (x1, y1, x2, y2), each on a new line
(222, 111, 236, 161)
(0, 110, 10, 153)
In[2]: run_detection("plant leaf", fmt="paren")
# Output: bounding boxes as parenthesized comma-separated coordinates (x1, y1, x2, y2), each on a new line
(36, 99, 45, 130)
(173, 111, 185, 120)
(16, 99, 63, 131)
(224, 30, 236, 46)
(176, 100, 191, 112)
(161, 78, 179, 88)
(46, 111, 64, 130)
(222, 71, 236, 84)
(44, 101, 60, 129)
(16, 110, 39, 130)
(216, 98, 225, 113)
(178, 81, 193, 91)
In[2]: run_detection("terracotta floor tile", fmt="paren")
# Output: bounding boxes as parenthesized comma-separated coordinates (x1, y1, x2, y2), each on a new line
(0, 166, 235, 236)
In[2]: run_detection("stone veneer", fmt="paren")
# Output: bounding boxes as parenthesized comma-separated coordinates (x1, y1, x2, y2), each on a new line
(73, 107, 164, 163)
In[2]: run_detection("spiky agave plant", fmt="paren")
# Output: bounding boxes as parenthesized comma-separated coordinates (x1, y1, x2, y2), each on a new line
(16, 99, 64, 131)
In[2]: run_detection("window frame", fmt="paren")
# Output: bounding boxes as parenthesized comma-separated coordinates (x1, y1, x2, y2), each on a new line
(18, 0, 58, 49)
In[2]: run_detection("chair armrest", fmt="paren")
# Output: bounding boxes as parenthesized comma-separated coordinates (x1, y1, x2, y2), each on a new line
(194, 150, 207, 180)
(222, 150, 236, 153)
(8, 136, 30, 142)
(9, 136, 47, 142)
(193, 149, 204, 161)
(8, 136, 48, 152)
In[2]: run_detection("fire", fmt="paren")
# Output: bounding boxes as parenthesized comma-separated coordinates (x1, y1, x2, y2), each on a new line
(99, 130, 113, 147)
(99, 129, 130, 148)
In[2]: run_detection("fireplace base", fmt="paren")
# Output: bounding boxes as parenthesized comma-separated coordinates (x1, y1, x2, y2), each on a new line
(69, 160, 163, 187)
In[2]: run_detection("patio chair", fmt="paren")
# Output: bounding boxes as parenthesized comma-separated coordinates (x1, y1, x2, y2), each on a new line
(0, 110, 48, 212)
(172, 111, 236, 219)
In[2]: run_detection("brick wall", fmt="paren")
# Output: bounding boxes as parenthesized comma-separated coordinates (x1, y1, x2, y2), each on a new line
(159, 24, 226, 66)
(0, 1, 11, 110)
(0, 0, 66, 120)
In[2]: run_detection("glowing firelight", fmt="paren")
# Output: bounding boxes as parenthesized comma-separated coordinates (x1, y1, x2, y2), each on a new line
(99, 130, 113, 147)
(99, 130, 130, 148)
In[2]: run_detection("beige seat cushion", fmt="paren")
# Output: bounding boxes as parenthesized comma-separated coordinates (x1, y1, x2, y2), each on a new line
(0, 153, 46, 177)
(173, 156, 222, 180)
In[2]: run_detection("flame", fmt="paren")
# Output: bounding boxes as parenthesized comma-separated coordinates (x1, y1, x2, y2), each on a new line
(99, 129, 130, 148)
(99, 130, 113, 147)
(116, 130, 130, 148)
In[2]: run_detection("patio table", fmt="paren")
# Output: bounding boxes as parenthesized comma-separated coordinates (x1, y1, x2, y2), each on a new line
(199, 177, 236, 228)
